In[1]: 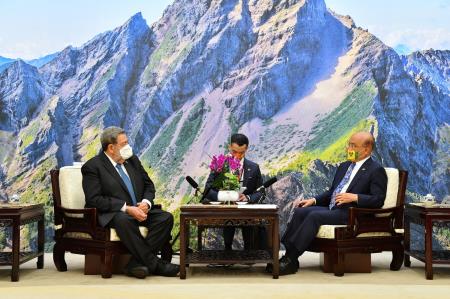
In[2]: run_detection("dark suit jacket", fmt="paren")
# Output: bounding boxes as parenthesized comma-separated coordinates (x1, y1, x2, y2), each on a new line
(204, 158, 263, 204)
(81, 152, 156, 227)
(315, 157, 387, 209)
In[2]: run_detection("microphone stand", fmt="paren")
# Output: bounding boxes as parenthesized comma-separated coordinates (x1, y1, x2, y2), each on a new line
(170, 188, 205, 254)
(257, 187, 267, 204)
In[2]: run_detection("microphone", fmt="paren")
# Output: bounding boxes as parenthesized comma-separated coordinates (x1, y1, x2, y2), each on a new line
(256, 177, 277, 192)
(185, 176, 199, 190)
(185, 176, 202, 197)
(185, 176, 212, 203)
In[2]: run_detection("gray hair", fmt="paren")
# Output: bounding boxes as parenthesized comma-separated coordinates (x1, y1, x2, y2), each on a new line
(101, 126, 125, 151)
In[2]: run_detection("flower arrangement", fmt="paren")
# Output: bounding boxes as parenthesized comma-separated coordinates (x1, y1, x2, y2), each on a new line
(209, 154, 241, 190)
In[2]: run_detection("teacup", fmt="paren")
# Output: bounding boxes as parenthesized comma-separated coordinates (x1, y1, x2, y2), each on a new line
(421, 193, 436, 206)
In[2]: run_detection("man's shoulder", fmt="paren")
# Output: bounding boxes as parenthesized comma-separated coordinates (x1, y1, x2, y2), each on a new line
(82, 153, 104, 170)
(127, 155, 144, 167)
(364, 157, 383, 171)
(244, 158, 259, 169)
(338, 157, 382, 170)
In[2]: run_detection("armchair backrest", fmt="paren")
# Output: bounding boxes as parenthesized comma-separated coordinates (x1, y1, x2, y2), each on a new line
(51, 165, 86, 223)
(382, 168, 400, 209)
(380, 168, 408, 229)
(59, 165, 85, 209)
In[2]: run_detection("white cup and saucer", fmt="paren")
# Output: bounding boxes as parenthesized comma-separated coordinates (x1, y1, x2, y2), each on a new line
(420, 194, 436, 207)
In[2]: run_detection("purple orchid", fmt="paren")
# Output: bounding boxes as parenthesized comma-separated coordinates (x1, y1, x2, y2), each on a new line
(209, 154, 241, 174)
(227, 156, 241, 172)
(209, 154, 242, 190)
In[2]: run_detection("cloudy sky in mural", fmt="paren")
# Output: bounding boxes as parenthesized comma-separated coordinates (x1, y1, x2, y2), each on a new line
(0, 0, 449, 59)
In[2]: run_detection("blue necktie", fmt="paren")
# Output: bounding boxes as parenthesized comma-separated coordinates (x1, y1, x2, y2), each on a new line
(329, 163, 356, 210)
(115, 164, 137, 206)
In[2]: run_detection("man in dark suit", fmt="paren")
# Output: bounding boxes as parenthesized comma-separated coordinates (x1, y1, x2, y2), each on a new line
(82, 126, 179, 278)
(276, 131, 388, 275)
(204, 133, 266, 250)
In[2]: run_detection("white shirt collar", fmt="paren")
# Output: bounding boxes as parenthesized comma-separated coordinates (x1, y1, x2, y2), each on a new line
(355, 156, 370, 167)
(105, 152, 119, 167)
(340, 156, 371, 193)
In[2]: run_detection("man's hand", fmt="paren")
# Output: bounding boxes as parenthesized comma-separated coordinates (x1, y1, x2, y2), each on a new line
(335, 193, 358, 205)
(238, 193, 248, 201)
(293, 198, 315, 208)
(126, 206, 147, 222)
(137, 202, 149, 214)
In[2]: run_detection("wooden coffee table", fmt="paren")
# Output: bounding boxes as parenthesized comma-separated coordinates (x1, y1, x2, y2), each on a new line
(404, 203, 450, 279)
(179, 204, 279, 279)
(0, 203, 45, 281)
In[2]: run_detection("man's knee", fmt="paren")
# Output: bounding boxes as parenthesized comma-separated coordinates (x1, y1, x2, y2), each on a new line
(304, 210, 327, 224)
(160, 211, 174, 226)
(112, 212, 135, 227)
(293, 207, 303, 216)
(113, 212, 134, 224)
(292, 207, 313, 219)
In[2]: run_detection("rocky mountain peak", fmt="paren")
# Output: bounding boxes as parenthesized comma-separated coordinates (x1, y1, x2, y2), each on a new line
(404, 49, 450, 93)
(115, 12, 150, 45)
(3, 59, 37, 77)
(0, 60, 44, 131)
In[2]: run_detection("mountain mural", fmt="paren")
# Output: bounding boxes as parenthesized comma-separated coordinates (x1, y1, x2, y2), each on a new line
(0, 53, 58, 73)
(0, 0, 449, 250)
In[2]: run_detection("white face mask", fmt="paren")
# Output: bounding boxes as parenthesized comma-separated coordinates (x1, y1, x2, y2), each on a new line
(119, 144, 133, 160)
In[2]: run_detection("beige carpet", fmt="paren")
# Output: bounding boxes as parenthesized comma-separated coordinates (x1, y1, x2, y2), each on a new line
(1, 252, 449, 299)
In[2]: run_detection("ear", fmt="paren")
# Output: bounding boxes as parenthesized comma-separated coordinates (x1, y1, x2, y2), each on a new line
(107, 143, 115, 153)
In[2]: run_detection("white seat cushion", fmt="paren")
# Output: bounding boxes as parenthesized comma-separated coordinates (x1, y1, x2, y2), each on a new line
(316, 225, 347, 238)
(316, 167, 401, 239)
(316, 225, 404, 239)
(110, 227, 149, 241)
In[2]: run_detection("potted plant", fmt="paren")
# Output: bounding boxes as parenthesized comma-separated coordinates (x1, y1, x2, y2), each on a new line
(209, 154, 241, 204)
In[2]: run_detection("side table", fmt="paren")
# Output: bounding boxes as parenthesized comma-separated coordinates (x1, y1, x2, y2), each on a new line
(0, 203, 45, 281)
(404, 203, 450, 280)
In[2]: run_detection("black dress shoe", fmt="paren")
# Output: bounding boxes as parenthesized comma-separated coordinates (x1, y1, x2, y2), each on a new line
(266, 255, 295, 273)
(124, 265, 149, 279)
(155, 261, 180, 277)
(279, 256, 299, 276)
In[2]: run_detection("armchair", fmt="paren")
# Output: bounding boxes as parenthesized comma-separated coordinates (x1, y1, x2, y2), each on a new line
(51, 165, 172, 278)
(307, 168, 408, 276)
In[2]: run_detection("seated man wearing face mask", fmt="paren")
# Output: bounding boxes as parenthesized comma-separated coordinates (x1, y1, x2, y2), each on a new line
(273, 131, 388, 275)
(82, 126, 179, 278)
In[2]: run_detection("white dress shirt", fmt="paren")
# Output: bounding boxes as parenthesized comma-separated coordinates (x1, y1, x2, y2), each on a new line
(341, 156, 371, 193)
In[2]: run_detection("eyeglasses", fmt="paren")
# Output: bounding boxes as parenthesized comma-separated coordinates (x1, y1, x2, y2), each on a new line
(346, 143, 366, 149)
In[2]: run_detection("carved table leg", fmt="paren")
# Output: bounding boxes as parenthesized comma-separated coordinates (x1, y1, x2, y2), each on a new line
(11, 216, 20, 282)
(425, 216, 433, 280)
(180, 215, 187, 279)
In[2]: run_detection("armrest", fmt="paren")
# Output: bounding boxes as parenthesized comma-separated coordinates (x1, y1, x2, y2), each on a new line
(55, 206, 98, 235)
(348, 206, 398, 224)
(345, 206, 401, 237)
